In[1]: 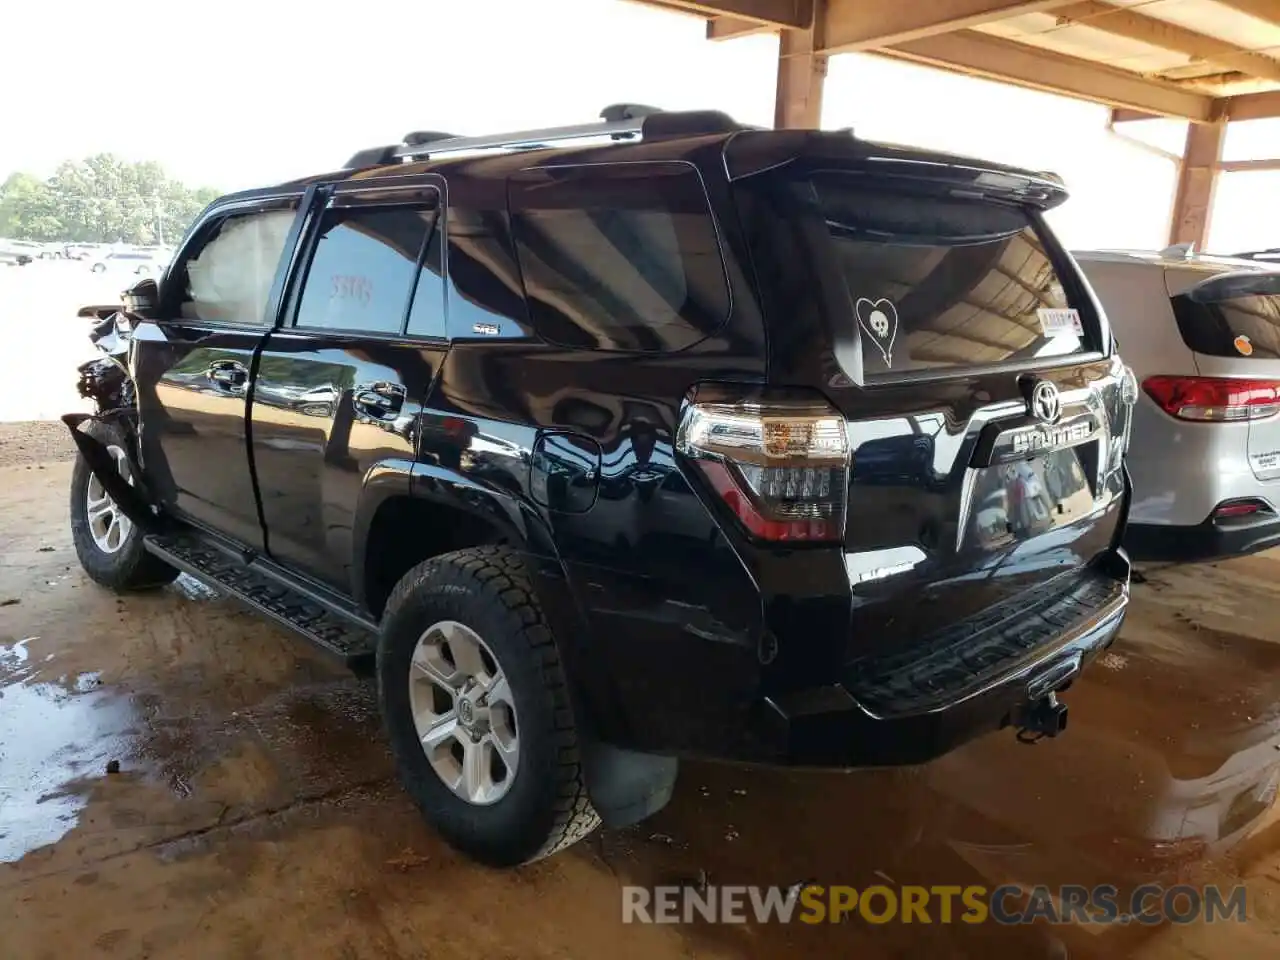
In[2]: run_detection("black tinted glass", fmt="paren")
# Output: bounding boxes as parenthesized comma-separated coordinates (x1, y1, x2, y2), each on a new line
(510, 162, 729, 352)
(295, 204, 435, 334)
(405, 226, 446, 339)
(810, 175, 1085, 375)
(1172, 272, 1280, 359)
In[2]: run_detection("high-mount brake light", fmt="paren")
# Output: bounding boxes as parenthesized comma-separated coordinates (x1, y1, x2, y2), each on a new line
(1142, 376, 1280, 422)
(677, 393, 849, 543)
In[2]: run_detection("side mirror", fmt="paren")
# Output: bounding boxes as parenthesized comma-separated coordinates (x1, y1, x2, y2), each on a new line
(77, 304, 120, 320)
(122, 278, 159, 317)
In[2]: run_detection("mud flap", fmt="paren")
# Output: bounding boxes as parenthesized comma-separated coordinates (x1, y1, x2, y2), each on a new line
(581, 739, 678, 828)
(61, 413, 163, 534)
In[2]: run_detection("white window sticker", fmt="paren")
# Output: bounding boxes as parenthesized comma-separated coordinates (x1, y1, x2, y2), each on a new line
(1036, 308, 1084, 338)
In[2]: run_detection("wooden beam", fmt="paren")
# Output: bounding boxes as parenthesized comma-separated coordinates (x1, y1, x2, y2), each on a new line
(1213, 0, 1280, 26)
(1221, 157, 1280, 172)
(629, 0, 811, 28)
(1169, 120, 1226, 247)
(1225, 89, 1280, 120)
(821, 0, 1076, 52)
(881, 30, 1216, 120)
(707, 15, 776, 39)
(1052, 1, 1280, 83)
(775, 2, 827, 127)
(1111, 107, 1162, 123)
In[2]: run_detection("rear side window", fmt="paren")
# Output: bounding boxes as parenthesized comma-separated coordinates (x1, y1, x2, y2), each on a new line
(509, 161, 729, 352)
(1172, 271, 1280, 359)
(809, 175, 1087, 376)
(294, 201, 438, 335)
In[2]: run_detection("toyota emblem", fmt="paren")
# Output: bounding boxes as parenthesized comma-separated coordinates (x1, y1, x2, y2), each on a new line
(1030, 380, 1061, 424)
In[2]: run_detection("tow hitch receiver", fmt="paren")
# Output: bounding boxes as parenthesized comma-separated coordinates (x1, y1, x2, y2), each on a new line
(1014, 692, 1069, 742)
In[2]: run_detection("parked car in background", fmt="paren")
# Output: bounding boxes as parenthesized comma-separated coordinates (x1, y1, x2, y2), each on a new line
(1077, 246, 1280, 562)
(0, 239, 35, 266)
(89, 250, 166, 276)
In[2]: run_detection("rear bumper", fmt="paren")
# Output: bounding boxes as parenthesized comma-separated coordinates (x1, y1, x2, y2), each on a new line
(739, 559, 1130, 768)
(1125, 513, 1280, 563)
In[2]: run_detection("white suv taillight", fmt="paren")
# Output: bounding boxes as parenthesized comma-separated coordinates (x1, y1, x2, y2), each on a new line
(677, 392, 850, 543)
(1142, 375, 1280, 422)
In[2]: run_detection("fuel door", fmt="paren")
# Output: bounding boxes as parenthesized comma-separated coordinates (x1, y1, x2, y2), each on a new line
(531, 432, 601, 514)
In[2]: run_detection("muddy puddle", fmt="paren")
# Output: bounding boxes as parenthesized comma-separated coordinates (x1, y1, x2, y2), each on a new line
(0, 637, 136, 862)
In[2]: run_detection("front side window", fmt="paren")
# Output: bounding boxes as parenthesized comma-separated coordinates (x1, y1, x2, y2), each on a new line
(510, 162, 729, 352)
(177, 203, 299, 325)
(809, 175, 1088, 376)
(294, 202, 438, 335)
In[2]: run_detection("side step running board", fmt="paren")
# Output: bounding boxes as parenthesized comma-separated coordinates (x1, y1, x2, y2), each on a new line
(144, 530, 377, 667)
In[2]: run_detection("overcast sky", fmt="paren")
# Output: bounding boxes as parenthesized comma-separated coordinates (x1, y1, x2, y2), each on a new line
(4, 0, 1278, 252)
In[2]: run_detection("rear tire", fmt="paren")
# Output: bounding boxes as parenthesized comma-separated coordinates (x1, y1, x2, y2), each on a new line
(377, 546, 600, 867)
(69, 419, 177, 591)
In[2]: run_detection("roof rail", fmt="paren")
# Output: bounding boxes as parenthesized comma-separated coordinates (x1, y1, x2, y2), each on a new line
(404, 130, 461, 146)
(344, 144, 401, 169)
(383, 104, 739, 162)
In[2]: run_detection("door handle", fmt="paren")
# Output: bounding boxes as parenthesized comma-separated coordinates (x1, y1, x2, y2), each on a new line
(352, 382, 405, 420)
(206, 360, 248, 390)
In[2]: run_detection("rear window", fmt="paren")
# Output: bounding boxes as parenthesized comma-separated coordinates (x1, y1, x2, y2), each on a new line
(1172, 271, 1280, 359)
(509, 161, 729, 353)
(810, 174, 1088, 376)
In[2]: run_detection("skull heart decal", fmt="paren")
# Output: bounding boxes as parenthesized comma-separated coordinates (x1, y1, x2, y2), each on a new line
(856, 297, 899, 368)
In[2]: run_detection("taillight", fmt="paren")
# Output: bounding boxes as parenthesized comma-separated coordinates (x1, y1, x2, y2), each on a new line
(1214, 502, 1260, 518)
(677, 391, 849, 543)
(1212, 499, 1273, 520)
(1141, 376, 1280, 422)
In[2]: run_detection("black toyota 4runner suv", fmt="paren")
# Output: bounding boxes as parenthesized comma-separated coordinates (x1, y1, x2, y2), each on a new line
(66, 105, 1136, 867)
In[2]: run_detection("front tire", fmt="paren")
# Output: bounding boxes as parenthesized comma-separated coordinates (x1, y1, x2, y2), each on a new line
(69, 419, 177, 591)
(377, 546, 599, 867)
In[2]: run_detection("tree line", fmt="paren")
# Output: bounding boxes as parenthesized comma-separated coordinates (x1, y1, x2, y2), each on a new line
(0, 154, 220, 246)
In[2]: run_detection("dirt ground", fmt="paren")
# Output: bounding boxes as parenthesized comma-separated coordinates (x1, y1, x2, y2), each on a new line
(4, 448, 1280, 959)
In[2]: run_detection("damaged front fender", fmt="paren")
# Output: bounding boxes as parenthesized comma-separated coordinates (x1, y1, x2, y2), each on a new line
(61, 413, 163, 534)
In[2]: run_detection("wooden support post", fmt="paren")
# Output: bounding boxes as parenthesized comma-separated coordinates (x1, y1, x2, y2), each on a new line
(774, 2, 826, 128)
(1169, 120, 1226, 249)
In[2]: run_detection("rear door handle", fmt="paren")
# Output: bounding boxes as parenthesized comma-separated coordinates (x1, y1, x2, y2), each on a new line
(353, 382, 405, 420)
(206, 360, 248, 390)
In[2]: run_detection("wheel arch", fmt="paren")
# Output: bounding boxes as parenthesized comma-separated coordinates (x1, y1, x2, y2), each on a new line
(354, 462, 675, 828)
(353, 460, 551, 618)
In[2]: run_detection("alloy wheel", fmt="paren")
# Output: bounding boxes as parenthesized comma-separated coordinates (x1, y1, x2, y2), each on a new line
(85, 444, 134, 554)
(408, 620, 520, 806)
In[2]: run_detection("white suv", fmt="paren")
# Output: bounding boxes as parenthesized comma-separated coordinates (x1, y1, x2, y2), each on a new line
(1077, 246, 1280, 562)
(89, 250, 166, 276)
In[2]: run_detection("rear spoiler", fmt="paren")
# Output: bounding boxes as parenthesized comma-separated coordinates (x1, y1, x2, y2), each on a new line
(1230, 247, 1280, 262)
(1181, 270, 1280, 304)
(722, 129, 1069, 209)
